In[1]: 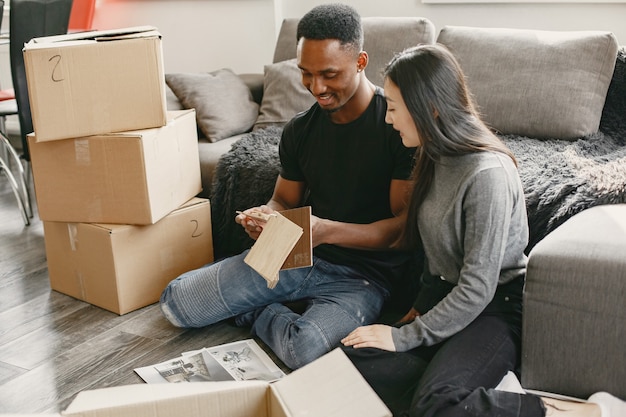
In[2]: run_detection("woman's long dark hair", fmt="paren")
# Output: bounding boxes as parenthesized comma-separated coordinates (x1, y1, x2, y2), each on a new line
(384, 44, 517, 249)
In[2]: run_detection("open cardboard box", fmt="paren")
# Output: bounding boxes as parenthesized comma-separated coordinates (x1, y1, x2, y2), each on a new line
(24, 26, 167, 142)
(56, 348, 391, 417)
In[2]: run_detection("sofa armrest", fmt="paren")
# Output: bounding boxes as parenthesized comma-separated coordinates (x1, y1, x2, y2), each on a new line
(521, 204, 626, 399)
(238, 73, 264, 105)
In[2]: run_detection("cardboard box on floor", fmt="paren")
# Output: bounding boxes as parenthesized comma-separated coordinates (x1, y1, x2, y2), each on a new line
(23, 26, 167, 142)
(61, 349, 391, 417)
(29, 110, 201, 225)
(43, 198, 213, 315)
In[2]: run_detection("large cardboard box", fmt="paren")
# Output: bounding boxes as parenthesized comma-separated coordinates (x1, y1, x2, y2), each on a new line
(24, 26, 167, 142)
(61, 348, 391, 417)
(29, 110, 201, 225)
(43, 198, 214, 315)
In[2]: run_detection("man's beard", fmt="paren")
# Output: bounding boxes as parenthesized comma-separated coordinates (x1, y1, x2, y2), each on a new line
(324, 103, 344, 114)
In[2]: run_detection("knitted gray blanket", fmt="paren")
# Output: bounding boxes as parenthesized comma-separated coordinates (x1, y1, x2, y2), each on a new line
(211, 127, 282, 259)
(502, 130, 626, 250)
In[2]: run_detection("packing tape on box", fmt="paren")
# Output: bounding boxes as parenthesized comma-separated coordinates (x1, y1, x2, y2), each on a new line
(67, 223, 79, 251)
(76, 271, 87, 300)
(74, 139, 91, 166)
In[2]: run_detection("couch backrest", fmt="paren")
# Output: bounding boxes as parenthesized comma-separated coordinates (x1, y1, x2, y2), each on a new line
(437, 26, 619, 140)
(272, 17, 436, 87)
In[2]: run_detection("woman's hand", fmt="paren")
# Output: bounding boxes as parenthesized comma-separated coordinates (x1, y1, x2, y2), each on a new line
(235, 205, 275, 240)
(341, 324, 396, 352)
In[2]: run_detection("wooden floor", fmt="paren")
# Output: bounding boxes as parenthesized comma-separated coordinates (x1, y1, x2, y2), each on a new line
(0, 161, 285, 413)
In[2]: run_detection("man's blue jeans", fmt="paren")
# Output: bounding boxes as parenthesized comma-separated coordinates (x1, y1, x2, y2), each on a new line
(160, 250, 387, 369)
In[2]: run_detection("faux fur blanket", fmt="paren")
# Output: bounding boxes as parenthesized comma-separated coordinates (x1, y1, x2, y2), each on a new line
(502, 129, 626, 250)
(211, 126, 282, 259)
(211, 50, 626, 259)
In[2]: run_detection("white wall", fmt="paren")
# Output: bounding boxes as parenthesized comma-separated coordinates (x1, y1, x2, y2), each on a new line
(90, 0, 625, 75)
(282, 0, 626, 40)
(0, 7, 11, 90)
(93, 0, 279, 75)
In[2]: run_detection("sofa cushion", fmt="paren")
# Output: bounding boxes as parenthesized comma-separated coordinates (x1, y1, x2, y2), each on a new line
(437, 26, 619, 140)
(165, 85, 184, 111)
(600, 46, 626, 134)
(165, 69, 259, 142)
(254, 58, 316, 131)
(197, 135, 243, 198)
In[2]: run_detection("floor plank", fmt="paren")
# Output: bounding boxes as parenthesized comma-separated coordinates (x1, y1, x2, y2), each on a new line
(0, 303, 134, 370)
(0, 292, 86, 346)
(0, 330, 162, 413)
(0, 360, 26, 386)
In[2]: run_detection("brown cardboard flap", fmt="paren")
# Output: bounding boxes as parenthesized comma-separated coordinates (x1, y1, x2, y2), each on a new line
(27, 26, 160, 46)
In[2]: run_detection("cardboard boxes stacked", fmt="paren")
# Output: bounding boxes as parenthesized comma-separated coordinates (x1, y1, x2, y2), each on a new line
(23, 26, 213, 315)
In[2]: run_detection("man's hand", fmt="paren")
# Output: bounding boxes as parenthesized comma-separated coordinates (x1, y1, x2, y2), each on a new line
(341, 324, 396, 352)
(309, 214, 327, 247)
(235, 205, 275, 240)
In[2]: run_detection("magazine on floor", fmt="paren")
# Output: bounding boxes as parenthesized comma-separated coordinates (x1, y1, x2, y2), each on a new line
(134, 339, 286, 383)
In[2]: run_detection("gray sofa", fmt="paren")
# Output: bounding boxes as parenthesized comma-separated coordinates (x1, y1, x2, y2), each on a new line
(166, 19, 626, 401)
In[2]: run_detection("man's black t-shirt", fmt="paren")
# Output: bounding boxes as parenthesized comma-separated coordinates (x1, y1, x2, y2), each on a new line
(279, 87, 415, 289)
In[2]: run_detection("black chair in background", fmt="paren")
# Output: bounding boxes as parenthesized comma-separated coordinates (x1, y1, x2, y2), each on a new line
(0, 0, 72, 225)
(11, 0, 73, 163)
(0, 0, 31, 225)
(0, 0, 18, 137)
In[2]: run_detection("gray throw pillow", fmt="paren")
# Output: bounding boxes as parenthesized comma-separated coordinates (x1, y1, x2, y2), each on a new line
(437, 26, 619, 140)
(254, 59, 316, 131)
(166, 69, 259, 142)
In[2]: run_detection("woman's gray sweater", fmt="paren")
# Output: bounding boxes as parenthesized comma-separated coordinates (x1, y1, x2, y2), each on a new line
(392, 151, 529, 352)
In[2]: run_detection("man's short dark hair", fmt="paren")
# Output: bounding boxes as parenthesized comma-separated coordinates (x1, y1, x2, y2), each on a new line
(296, 3, 364, 53)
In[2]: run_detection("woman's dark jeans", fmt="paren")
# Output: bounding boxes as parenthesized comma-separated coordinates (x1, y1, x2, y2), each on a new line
(343, 276, 547, 417)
